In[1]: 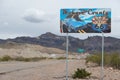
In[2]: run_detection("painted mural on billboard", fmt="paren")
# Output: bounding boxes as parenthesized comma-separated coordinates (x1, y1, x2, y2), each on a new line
(60, 8, 111, 33)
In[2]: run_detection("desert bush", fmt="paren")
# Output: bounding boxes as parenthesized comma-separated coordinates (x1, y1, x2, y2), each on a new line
(14, 56, 31, 62)
(0, 55, 12, 61)
(86, 53, 120, 69)
(56, 57, 66, 60)
(0, 56, 47, 62)
(14, 57, 47, 62)
(86, 54, 101, 66)
(72, 68, 91, 79)
(30, 57, 47, 61)
(110, 53, 120, 69)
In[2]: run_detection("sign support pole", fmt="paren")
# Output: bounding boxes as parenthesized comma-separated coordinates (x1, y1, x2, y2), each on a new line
(101, 32, 104, 80)
(66, 33, 69, 80)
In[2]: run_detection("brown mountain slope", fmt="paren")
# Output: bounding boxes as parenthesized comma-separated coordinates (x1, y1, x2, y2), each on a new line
(0, 42, 67, 58)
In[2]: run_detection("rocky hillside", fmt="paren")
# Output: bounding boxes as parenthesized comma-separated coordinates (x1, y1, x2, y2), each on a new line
(0, 32, 120, 53)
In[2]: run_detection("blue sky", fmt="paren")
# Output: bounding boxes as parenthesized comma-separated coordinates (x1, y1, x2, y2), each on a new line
(0, 0, 120, 39)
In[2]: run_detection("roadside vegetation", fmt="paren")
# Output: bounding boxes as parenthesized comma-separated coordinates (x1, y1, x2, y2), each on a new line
(0, 55, 47, 62)
(72, 68, 91, 79)
(86, 53, 120, 69)
(0, 55, 72, 62)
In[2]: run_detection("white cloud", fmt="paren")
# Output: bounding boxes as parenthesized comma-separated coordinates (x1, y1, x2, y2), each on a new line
(3, 22, 8, 26)
(22, 8, 46, 23)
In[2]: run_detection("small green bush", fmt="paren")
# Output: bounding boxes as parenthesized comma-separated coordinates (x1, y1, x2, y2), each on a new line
(14, 57, 31, 62)
(0, 55, 12, 61)
(14, 57, 47, 62)
(72, 68, 91, 79)
(56, 57, 66, 60)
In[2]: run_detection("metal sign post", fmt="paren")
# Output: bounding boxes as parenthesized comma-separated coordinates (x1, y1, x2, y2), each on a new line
(66, 33, 69, 80)
(101, 32, 104, 80)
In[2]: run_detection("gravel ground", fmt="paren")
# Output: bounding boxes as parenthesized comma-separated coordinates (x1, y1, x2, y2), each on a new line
(0, 59, 120, 80)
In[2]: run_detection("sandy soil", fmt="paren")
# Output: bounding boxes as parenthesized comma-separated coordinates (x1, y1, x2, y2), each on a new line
(0, 59, 120, 80)
(0, 43, 120, 80)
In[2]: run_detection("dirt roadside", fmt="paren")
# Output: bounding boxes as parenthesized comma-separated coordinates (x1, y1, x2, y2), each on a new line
(0, 59, 120, 80)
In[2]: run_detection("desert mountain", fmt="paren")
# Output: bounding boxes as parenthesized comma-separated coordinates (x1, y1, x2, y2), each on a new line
(0, 32, 120, 53)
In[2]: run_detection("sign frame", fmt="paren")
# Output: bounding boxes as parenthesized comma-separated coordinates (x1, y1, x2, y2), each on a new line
(60, 8, 111, 33)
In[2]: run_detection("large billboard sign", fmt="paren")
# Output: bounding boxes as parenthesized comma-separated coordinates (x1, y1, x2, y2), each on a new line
(60, 8, 111, 33)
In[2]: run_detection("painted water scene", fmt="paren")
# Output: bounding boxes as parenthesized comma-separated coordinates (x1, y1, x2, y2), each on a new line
(0, 0, 120, 80)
